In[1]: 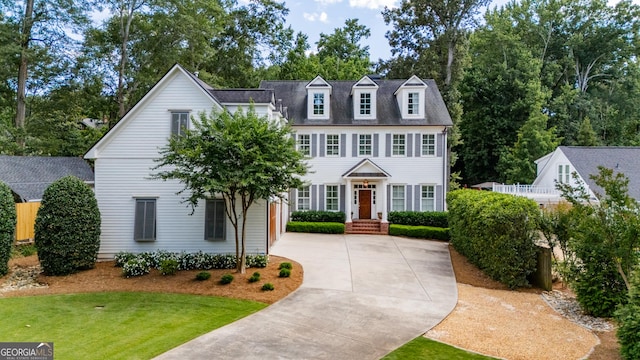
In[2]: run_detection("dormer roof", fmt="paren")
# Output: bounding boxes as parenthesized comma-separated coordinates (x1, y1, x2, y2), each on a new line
(306, 76, 332, 93)
(351, 76, 379, 95)
(393, 75, 427, 95)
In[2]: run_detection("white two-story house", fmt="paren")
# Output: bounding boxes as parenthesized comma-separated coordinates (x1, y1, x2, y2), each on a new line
(260, 75, 453, 234)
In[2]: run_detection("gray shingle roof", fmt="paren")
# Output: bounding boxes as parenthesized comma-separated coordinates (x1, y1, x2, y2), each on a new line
(259, 79, 453, 126)
(0, 156, 94, 202)
(560, 146, 640, 200)
(209, 89, 275, 104)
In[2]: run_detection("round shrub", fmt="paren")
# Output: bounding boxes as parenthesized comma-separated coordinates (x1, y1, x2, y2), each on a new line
(195, 271, 211, 281)
(34, 176, 101, 275)
(261, 283, 274, 291)
(278, 262, 292, 270)
(160, 259, 179, 275)
(122, 258, 150, 277)
(279, 268, 291, 278)
(248, 271, 261, 283)
(0, 182, 16, 276)
(220, 273, 234, 284)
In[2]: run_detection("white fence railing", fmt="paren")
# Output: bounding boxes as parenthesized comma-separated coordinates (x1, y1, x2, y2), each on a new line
(492, 184, 561, 196)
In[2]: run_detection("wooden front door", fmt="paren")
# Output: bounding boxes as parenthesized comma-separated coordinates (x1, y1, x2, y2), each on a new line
(359, 190, 371, 219)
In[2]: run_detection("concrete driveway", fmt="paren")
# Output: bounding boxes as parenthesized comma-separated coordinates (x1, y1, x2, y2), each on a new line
(155, 233, 458, 360)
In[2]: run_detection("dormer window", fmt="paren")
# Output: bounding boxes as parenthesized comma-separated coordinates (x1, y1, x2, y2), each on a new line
(313, 93, 325, 115)
(408, 92, 419, 115)
(352, 76, 378, 120)
(394, 75, 427, 119)
(306, 76, 331, 119)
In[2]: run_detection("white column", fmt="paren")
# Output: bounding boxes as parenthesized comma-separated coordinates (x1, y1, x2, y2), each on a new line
(381, 178, 388, 222)
(345, 178, 352, 222)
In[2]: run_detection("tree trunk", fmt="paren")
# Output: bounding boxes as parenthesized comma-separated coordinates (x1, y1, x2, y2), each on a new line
(445, 40, 454, 88)
(117, 0, 141, 119)
(16, 0, 35, 137)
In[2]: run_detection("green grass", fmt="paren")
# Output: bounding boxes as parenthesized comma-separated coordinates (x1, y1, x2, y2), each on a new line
(0, 292, 266, 359)
(383, 337, 498, 360)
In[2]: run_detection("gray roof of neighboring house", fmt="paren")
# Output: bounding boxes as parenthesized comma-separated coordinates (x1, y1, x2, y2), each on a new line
(560, 146, 640, 200)
(259, 79, 453, 126)
(0, 156, 94, 202)
(209, 89, 275, 104)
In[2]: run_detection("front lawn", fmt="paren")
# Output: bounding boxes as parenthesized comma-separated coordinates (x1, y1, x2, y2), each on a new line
(0, 292, 265, 359)
(383, 337, 497, 360)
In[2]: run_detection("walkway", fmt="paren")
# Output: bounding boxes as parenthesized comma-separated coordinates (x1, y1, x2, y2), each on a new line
(155, 233, 458, 360)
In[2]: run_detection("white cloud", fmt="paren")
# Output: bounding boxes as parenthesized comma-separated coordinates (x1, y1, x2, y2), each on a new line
(348, 0, 397, 9)
(303, 11, 329, 23)
(315, 0, 342, 4)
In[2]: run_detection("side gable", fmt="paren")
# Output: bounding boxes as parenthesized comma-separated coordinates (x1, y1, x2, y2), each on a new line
(85, 64, 223, 159)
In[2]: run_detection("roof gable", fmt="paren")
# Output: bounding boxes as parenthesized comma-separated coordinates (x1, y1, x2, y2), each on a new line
(394, 75, 427, 95)
(0, 156, 94, 201)
(85, 64, 222, 159)
(306, 76, 332, 92)
(342, 158, 391, 178)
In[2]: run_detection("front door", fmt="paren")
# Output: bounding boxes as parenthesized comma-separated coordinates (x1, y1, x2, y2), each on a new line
(359, 190, 371, 219)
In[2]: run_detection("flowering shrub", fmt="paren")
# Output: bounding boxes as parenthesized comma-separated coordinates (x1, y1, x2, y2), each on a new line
(114, 252, 136, 267)
(247, 254, 268, 268)
(122, 258, 150, 277)
(114, 251, 269, 273)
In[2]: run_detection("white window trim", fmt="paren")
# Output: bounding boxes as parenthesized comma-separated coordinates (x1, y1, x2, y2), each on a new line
(391, 185, 405, 212)
(420, 184, 435, 212)
(325, 184, 340, 212)
(358, 134, 373, 157)
(392, 134, 406, 157)
(171, 111, 190, 136)
(326, 134, 340, 157)
(421, 133, 436, 157)
(557, 164, 570, 184)
(402, 89, 425, 119)
(297, 186, 310, 211)
(353, 90, 377, 119)
(307, 89, 331, 119)
(297, 134, 311, 156)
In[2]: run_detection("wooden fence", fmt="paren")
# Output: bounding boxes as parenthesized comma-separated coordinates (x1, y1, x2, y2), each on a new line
(15, 202, 40, 242)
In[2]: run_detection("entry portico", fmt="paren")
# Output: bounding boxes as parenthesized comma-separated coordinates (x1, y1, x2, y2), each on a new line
(343, 158, 390, 223)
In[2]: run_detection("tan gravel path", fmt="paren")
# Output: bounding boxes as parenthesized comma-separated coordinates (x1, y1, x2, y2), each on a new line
(426, 284, 599, 360)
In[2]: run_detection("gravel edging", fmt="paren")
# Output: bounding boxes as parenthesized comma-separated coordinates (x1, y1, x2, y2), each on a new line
(541, 290, 614, 332)
(0, 265, 48, 294)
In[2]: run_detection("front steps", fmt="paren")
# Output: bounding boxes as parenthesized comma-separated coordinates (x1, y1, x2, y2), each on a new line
(345, 220, 389, 235)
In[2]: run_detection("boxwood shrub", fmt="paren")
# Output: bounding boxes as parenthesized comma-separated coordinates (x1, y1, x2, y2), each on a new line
(0, 182, 16, 277)
(286, 221, 345, 234)
(447, 189, 540, 289)
(35, 176, 101, 276)
(389, 224, 449, 241)
(291, 210, 345, 223)
(388, 211, 448, 228)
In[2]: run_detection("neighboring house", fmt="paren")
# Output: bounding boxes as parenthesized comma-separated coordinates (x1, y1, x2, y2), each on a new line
(0, 155, 94, 202)
(493, 146, 640, 205)
(0, 155, 94, 241)
(85, 64, 288, 259)
(260, 74, 453, 233)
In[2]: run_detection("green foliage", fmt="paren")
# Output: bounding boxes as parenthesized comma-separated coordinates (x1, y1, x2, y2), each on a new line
(616, 270, 640, 360)
(553, 167, 640, 317)
(447, 190, 540, 289)
(291, 210, 345, 223)
(0, 182, 16, 276)
(278, 262, 292, 270)
(389, 224, 450, 241)
(279, 268, 291, 278)
(115, 251, 269, 271)
(220, 274, 234, 285)
(11, 243, 37, 258)
(388, 211, 448, 228)
(539, 202, 575, 279)
(34, 176, 101, 276)
(122, 258, 150, 278)
(286, 221, 345, 234)
(248, 272, 260, 283)
(160, 259, 179, 276)
(153, 106, 307, 273)
(195, 271, 211, 281)
(261, 283, 275, 291)
(114, 251, 137, 268)
(576, 117, 599, 146)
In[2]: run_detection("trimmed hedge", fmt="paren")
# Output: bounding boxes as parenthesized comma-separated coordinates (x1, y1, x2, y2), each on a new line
(447, 189, 540, 289)
(114, 251, 269, 270)
(389, 224, 450, 241)
(0, 182, 16, 276)
(388, 211, 448, 228)
(286, 221, 345, 234)
(291, 210, 345, 223)
(35, 176, 101, 276)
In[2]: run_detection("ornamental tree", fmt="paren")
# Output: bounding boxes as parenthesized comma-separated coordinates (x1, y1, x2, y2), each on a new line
(152, 106, 307, 273)
(0, 181, 16, 276)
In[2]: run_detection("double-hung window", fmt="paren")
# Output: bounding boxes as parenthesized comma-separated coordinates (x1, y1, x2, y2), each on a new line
(297, 186, 310, 211)
(297, 134, 311, 156)
(325, 185, 339, 211)
(360, 93, 371, 115)
(359, 134, 372, 156)
(326, 134, 339, 156)
(134, 198, 156, 241)
(171, 112, 189, 136)
(392, 185, 405, 211)
(422, 134, 435, 156)
(558, 164, 570, 183)
(408, 92, 419, 115)
(205, 199, 226, 241)
(421, 185, 435, 212)
(392, 134, 405, 156)
(313, 93, 324, 115)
